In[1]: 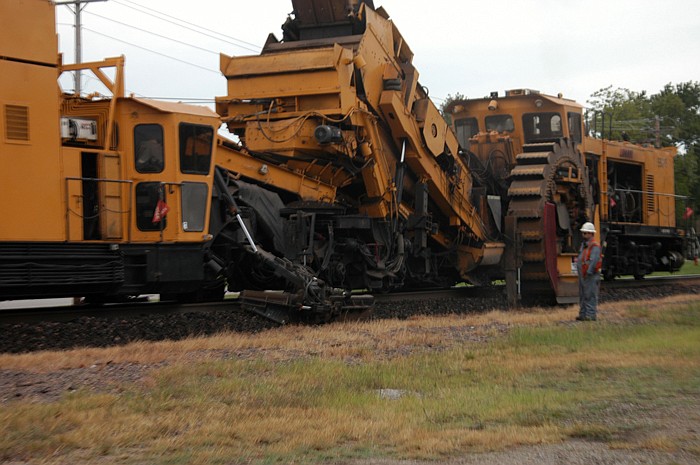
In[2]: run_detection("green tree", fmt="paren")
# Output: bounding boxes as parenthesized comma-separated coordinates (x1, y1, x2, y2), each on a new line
(439, 92, 466, 126)
(653, 82, 700, 149)
(586, 86, 654, 144)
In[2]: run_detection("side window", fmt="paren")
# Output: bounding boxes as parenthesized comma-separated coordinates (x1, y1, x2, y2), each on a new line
(522, 112, 564, 143)
(135, 182, 166, 231)
(134, 124, 164, 173)
(179, 123, 213, 175)
(181, 183, 208, 232)
(454, 117, 479, 147)
(568, 112, 582, 144)
(550, 114, 562, 133)
(485, 114, 515, 133)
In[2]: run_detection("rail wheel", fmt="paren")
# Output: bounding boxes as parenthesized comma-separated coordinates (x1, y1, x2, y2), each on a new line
(506, 138, 592, 304)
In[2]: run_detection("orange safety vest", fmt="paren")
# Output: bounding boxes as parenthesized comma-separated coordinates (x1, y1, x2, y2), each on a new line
(581, 240, 602, 276)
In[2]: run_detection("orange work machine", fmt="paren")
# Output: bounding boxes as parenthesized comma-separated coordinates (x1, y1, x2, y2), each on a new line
(0, 0, 358, 321)
(447, 89, 684, 303)
(2, 0, 621, 320)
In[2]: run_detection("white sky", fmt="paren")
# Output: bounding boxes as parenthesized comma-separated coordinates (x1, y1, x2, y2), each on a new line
(56, 0, 700, 109)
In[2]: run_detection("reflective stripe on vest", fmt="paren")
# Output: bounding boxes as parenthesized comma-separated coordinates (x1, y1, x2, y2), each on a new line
(581, 240, 602, 276)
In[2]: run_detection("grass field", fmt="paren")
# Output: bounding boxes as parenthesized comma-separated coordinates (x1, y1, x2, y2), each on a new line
(1, 296, 699, 464)
(654, 259, 700, 276)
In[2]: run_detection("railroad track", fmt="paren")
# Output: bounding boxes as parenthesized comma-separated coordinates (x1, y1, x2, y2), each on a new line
(1, 274, 699, 324)
(1, 275, 698, 354)
(0, 298, 244, 325)
(374, 274, 700, 303)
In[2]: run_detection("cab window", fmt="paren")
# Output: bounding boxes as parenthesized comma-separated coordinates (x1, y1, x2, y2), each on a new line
(179, 123, 213, 175)
(181, 182, 208, 232)
(522, 112, 564, 143)
(454, 117, 479, 147)
(485, 114, 514, 133)
(568, 112, 582, 144)
(135, 182, 166, 231)
(134, 124, 164, 173)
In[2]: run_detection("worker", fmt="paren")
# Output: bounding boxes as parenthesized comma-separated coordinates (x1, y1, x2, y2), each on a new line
(576, 222, 602, 321)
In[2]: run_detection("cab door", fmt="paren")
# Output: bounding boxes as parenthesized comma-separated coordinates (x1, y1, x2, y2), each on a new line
(100, 151, 124, 239)
(132, 123, 169, 240)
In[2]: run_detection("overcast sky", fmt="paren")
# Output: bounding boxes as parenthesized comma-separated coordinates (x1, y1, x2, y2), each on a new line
(55, 0, 700, 109)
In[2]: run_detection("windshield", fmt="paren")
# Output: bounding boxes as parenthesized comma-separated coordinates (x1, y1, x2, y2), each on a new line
(485, 114, 515, 133)
(522, 112, 563, 143)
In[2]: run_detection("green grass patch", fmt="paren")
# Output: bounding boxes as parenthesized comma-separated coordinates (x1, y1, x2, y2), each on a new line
(2, 303, 699, 464)
(652, 260, 700, 276)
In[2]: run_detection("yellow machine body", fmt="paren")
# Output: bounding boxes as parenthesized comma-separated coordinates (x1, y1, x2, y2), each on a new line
(1, 0, 63, 241)
(217, 2, 503, 279)
(450, 89, 683, 296)
(3, 0, 681, 311)
(0, 0, 349, 306)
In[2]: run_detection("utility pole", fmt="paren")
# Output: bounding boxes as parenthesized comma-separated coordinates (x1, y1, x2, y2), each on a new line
(54, 0, 108, 96)
(654, 115, 661, 148)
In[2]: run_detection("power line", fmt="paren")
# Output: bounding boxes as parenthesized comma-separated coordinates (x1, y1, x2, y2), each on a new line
(118, 0, 260, 49)
(111, 0, 261, 53)
(84, 10, 219, 56)
(83, 27, 220, 74)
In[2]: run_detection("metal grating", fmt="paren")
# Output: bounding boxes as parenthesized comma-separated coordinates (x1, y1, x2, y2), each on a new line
(646, 175, 655, 212)
(0, 243, 124, 289)
(5, 104, 30, 141)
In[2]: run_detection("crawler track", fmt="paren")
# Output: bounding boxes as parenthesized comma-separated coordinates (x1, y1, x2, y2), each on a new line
(1, 275, 699, 354)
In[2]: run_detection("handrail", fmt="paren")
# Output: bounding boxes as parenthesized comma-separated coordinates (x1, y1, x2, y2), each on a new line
(64, 177, 133, 241)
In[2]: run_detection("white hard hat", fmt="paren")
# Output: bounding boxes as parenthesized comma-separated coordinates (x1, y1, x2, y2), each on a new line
(580, 222, 596, 233)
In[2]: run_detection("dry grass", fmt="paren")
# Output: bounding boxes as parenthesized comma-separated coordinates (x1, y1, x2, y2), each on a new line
(1, 294, 699, 464)
(7, 294, 697, 372)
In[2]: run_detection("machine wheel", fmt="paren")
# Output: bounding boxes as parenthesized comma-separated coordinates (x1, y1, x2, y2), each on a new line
(506, 138, 592, 302)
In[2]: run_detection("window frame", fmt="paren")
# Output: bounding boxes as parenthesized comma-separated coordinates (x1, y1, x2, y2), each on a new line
(567, 111, 583, 144)
(134, 123, 165, 174)
(180, 182, 208, 232)
(485, 114, 515, 133)
(454, 117, 479, 147)
(135, 181, 167, 231)
(522, 112, 565, 143)
(178, 123, 214, 175)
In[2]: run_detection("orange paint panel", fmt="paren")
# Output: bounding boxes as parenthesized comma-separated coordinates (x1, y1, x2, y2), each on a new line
(0, 0, 57, 65)
(0, 62, 63, 241)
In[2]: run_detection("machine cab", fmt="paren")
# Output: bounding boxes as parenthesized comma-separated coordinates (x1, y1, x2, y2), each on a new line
(124, 99, 218, 244)
(60, 94, 220, 244)
(448, 89, 584, 153)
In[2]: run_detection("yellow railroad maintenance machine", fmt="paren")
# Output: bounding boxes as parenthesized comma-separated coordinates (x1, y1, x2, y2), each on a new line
(0, 0, 685, 319)
(448, 89, 684, 303)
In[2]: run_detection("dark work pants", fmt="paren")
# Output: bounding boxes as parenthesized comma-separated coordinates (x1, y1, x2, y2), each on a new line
(578, 273, 600, 319)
